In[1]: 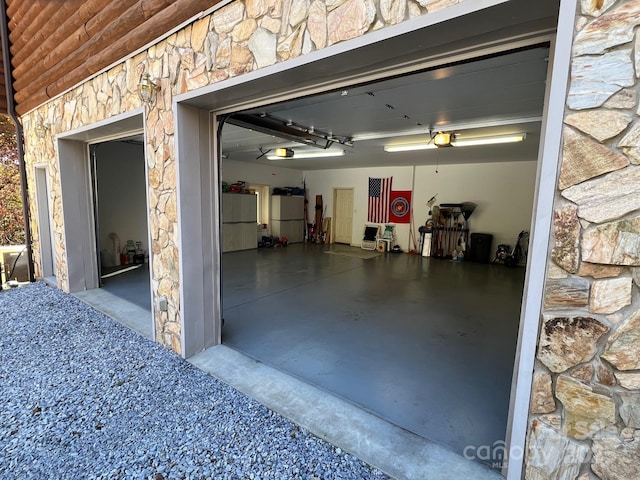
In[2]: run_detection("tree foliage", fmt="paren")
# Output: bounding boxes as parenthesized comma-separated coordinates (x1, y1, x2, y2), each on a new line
(0, 114, 25, 245)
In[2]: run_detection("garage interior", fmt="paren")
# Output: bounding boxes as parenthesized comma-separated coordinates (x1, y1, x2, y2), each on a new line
(219, 43, 548, 464)
(91, 139, 152, 312)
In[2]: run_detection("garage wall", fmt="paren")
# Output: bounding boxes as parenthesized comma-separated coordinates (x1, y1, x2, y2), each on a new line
(304, 161, 537, 251)
(304, 166, 412, 247)
(222, 159, 304, 189)
(95, 142, 148, 267)
(414, 161, 538, 248)
(220, 160, 538, 251)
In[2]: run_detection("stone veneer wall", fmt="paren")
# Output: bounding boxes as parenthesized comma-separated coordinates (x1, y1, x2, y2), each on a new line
(21, 0, 464, 355)
(525, 1, 640, 479)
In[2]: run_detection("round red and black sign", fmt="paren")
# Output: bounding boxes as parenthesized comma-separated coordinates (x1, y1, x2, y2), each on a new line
(391, 197, 410, 218)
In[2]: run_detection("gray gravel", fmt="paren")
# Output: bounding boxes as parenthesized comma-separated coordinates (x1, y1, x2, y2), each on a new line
(0, 282, 389, 480)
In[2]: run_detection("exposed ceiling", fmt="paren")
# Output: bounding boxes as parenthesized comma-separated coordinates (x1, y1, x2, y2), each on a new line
(221, 44, 549, 170)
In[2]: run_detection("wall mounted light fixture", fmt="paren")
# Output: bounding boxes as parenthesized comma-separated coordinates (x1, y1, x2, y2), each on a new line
(138, 72, 160, 105)
(35, 118, 50, 138)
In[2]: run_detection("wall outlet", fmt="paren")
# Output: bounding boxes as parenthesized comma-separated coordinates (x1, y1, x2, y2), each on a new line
(156, 296, 168, 311)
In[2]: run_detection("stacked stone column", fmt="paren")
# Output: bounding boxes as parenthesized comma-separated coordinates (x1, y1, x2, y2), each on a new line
(526, 2, 640, 479)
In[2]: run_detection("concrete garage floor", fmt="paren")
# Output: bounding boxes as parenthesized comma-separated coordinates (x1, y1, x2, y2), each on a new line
(73, 243, 521, 478)
(222, 243, 525, 461)
(101, 264, 152, 311)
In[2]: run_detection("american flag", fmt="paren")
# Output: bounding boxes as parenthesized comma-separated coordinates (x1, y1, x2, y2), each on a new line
(368, 177, 392, 223)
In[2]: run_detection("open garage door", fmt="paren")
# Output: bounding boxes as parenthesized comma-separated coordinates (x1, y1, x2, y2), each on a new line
(174, 0, 566, 476)
(217, 43, 547, 466)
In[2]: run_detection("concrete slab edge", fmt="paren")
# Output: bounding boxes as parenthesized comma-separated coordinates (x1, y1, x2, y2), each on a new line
(188, 344, 503, 480)
(73, 289, 153, 340)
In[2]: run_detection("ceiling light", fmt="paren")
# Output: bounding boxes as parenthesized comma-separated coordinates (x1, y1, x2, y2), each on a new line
(267, 150, 345, 160)
(455, 133, 526, 146)
(353, 128, 431, 142)
(274, 147, 294, 158)
(384, 143, 434, 152)
(353, 116, 541, 142)
(433, 132, 454, 147)
(384, 133, 526, 152)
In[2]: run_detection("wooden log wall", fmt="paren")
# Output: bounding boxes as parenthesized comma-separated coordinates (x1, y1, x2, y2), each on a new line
(6, 0, 36, 31)
(11, 1, 90, 69)
(3, 0, 222, 115)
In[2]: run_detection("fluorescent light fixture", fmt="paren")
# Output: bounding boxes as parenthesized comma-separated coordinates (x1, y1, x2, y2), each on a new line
(384, 133, 526, 152)
(384, 143, 435, 152)
(353, 116, 541, 142)
(267, 149, 345, 160)
(353, 127, 431, 142)
(455, 134, 526, 146)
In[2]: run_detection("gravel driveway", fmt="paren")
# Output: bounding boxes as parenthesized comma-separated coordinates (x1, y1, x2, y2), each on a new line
(0, 282, 388, 480)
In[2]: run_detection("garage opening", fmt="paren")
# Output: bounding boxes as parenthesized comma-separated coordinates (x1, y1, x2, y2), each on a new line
(91, 137, 151, 313)
(57, 110, 153, 340)
(218, 43, 547, 464)
(175, 1, 566, 475)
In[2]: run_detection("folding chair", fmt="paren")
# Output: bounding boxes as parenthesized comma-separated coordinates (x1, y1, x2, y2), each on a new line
(376, 224, 396, 252)
(361, 224, 381, 250)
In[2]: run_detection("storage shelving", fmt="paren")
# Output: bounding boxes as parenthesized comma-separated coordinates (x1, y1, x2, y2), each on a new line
(222, 193, 258, 252)
(271, 195, 304, 243)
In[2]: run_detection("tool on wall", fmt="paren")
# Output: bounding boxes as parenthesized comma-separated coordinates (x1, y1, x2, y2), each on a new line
(425, 194, 438, 223)
(323, 217, 331, 243)
(314, 195, 323, 243)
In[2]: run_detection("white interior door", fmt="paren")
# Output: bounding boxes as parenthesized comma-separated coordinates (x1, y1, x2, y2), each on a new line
(333, 188, 354, 244)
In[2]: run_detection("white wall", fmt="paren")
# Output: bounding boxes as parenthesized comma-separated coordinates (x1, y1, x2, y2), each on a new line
(95, 141, 148, 266)
(303, 166, 414, 247)
(222, 159, 303, 188)
(304, 161, 537, 251)
(414, 162, 537, 249)
(220, 158, 538, 253)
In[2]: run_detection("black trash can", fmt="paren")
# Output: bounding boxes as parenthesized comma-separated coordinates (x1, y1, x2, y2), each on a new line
(468, 233, 493, 263)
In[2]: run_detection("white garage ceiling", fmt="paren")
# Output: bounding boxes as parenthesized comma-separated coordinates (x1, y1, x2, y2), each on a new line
(221, 44, 549, 170)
